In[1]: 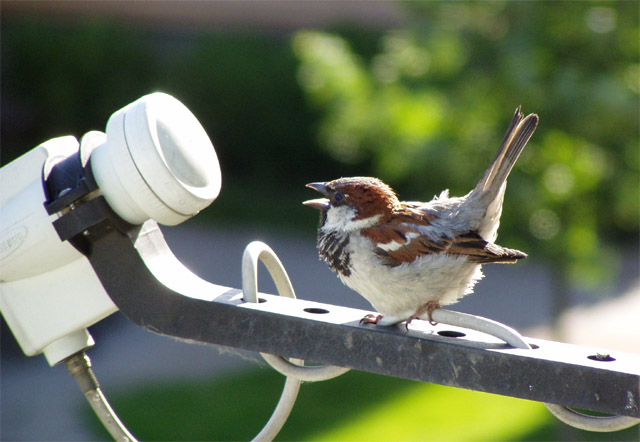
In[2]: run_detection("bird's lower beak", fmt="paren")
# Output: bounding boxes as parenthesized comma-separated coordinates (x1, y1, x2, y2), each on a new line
(303, 198, 330, 210)
(304, 182, 330, 210)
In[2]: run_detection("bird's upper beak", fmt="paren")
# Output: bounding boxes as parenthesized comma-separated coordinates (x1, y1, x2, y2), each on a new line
(303, 182, 330, 210)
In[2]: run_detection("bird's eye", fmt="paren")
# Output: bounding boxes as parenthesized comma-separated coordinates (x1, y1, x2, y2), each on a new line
(334, 192, 344, 202)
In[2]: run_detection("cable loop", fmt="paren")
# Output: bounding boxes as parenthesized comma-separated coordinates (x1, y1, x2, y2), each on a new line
(260, 353, 349, 382)
(242, 241, 296, 303)
(241, 241, 349, 441)
(430, 309, 640, 432)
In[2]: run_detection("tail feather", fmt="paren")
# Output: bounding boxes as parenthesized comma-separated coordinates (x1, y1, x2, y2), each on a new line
(474, 107, 539, 205)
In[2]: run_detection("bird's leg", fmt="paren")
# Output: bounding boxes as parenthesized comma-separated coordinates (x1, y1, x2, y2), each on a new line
(410, 300, 441, 326)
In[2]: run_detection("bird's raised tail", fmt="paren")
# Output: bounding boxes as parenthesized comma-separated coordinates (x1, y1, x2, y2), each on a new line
(473, 107, 539, 206)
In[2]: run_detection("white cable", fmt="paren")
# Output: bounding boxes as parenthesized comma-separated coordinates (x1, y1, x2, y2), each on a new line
(241, 241, 349, 442)
(430, 309, 640, 432)
(544, 403, 639, 432)
(260, 353, 349, 382)
(430, 309, 529, 349)
(65, 352, 137, 442)
(242, 241, 296, 303)
(252, 376, 301, 442)
(242, 241, 349, 381)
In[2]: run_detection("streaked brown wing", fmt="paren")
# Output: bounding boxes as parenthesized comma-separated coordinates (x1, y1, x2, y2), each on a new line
(364, 221, 526, 267)
(447, 232, 527, 264)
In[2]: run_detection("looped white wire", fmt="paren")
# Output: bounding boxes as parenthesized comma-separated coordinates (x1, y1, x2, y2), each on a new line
(431, 309, 640, 432)
(242, 241, 350, 381)
(260, 353, 349, 382)
(544, 403, 639, 432)
(241, 241, 350, 441)
(241, 241, 301, 442)
(242, 241, 296, 303)
(251, 376, 300, 442)
(430, 310, 529, 349)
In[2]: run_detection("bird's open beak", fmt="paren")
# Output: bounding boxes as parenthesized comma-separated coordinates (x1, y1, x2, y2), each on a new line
(303, 182, 330, 210)
(306, 182, 329, 195)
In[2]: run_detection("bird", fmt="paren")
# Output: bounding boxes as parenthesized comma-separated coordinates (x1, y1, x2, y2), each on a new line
(303, 107, 538, 326)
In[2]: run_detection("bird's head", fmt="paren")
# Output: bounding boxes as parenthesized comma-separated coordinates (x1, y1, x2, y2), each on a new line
(303, 177, 399, 231)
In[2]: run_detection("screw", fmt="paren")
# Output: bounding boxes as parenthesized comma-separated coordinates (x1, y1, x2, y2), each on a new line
(58, 187, 72, 197)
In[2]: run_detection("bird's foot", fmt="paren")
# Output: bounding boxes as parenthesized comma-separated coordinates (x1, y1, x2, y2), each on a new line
(404, 317, 415, 331)
(360, 314, 383, 324)
(411, 301, 441, 326)
(361, 313, 409, 327)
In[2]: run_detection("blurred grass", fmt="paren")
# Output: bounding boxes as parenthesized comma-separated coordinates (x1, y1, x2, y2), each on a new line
(85, 367, 639, 441)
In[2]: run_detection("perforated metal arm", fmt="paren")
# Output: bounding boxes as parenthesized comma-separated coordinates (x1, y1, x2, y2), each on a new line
(55, 198, 640, 421)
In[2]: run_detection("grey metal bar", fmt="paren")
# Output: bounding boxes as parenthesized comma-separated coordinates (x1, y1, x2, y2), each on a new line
(74, 217, 640, 419)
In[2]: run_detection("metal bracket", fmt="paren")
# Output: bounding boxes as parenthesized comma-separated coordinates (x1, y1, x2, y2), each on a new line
(67, 216, 640, 420)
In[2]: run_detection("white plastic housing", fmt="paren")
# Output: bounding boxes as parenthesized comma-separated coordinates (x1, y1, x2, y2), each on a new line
(0, 137, 117, 365)
(91, 92, 222, 226)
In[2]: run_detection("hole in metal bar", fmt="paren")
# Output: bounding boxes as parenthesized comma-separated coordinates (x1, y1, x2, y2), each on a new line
(437, 330, 466, 338)
(587, 354, 616, 362)
(529, 343, 540, 349)
(258, 298, 267, 303)
(304, 307, 330, 314)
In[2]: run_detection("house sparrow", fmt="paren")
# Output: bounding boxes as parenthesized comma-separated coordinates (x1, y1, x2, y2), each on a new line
(304, 107, 538, 326)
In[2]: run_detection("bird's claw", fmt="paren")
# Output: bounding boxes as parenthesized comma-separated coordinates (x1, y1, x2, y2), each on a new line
(360, 314, 383, 325)
(411, 301, 441, 326)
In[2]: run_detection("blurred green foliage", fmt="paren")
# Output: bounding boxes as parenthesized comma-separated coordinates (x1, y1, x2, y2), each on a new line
(2, 1, 638, 289)
(1, 18, 347, 230)
(293, 1, 639, 289)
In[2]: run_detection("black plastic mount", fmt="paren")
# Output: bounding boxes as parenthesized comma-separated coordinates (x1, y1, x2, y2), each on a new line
(43, 146, 136, 254)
